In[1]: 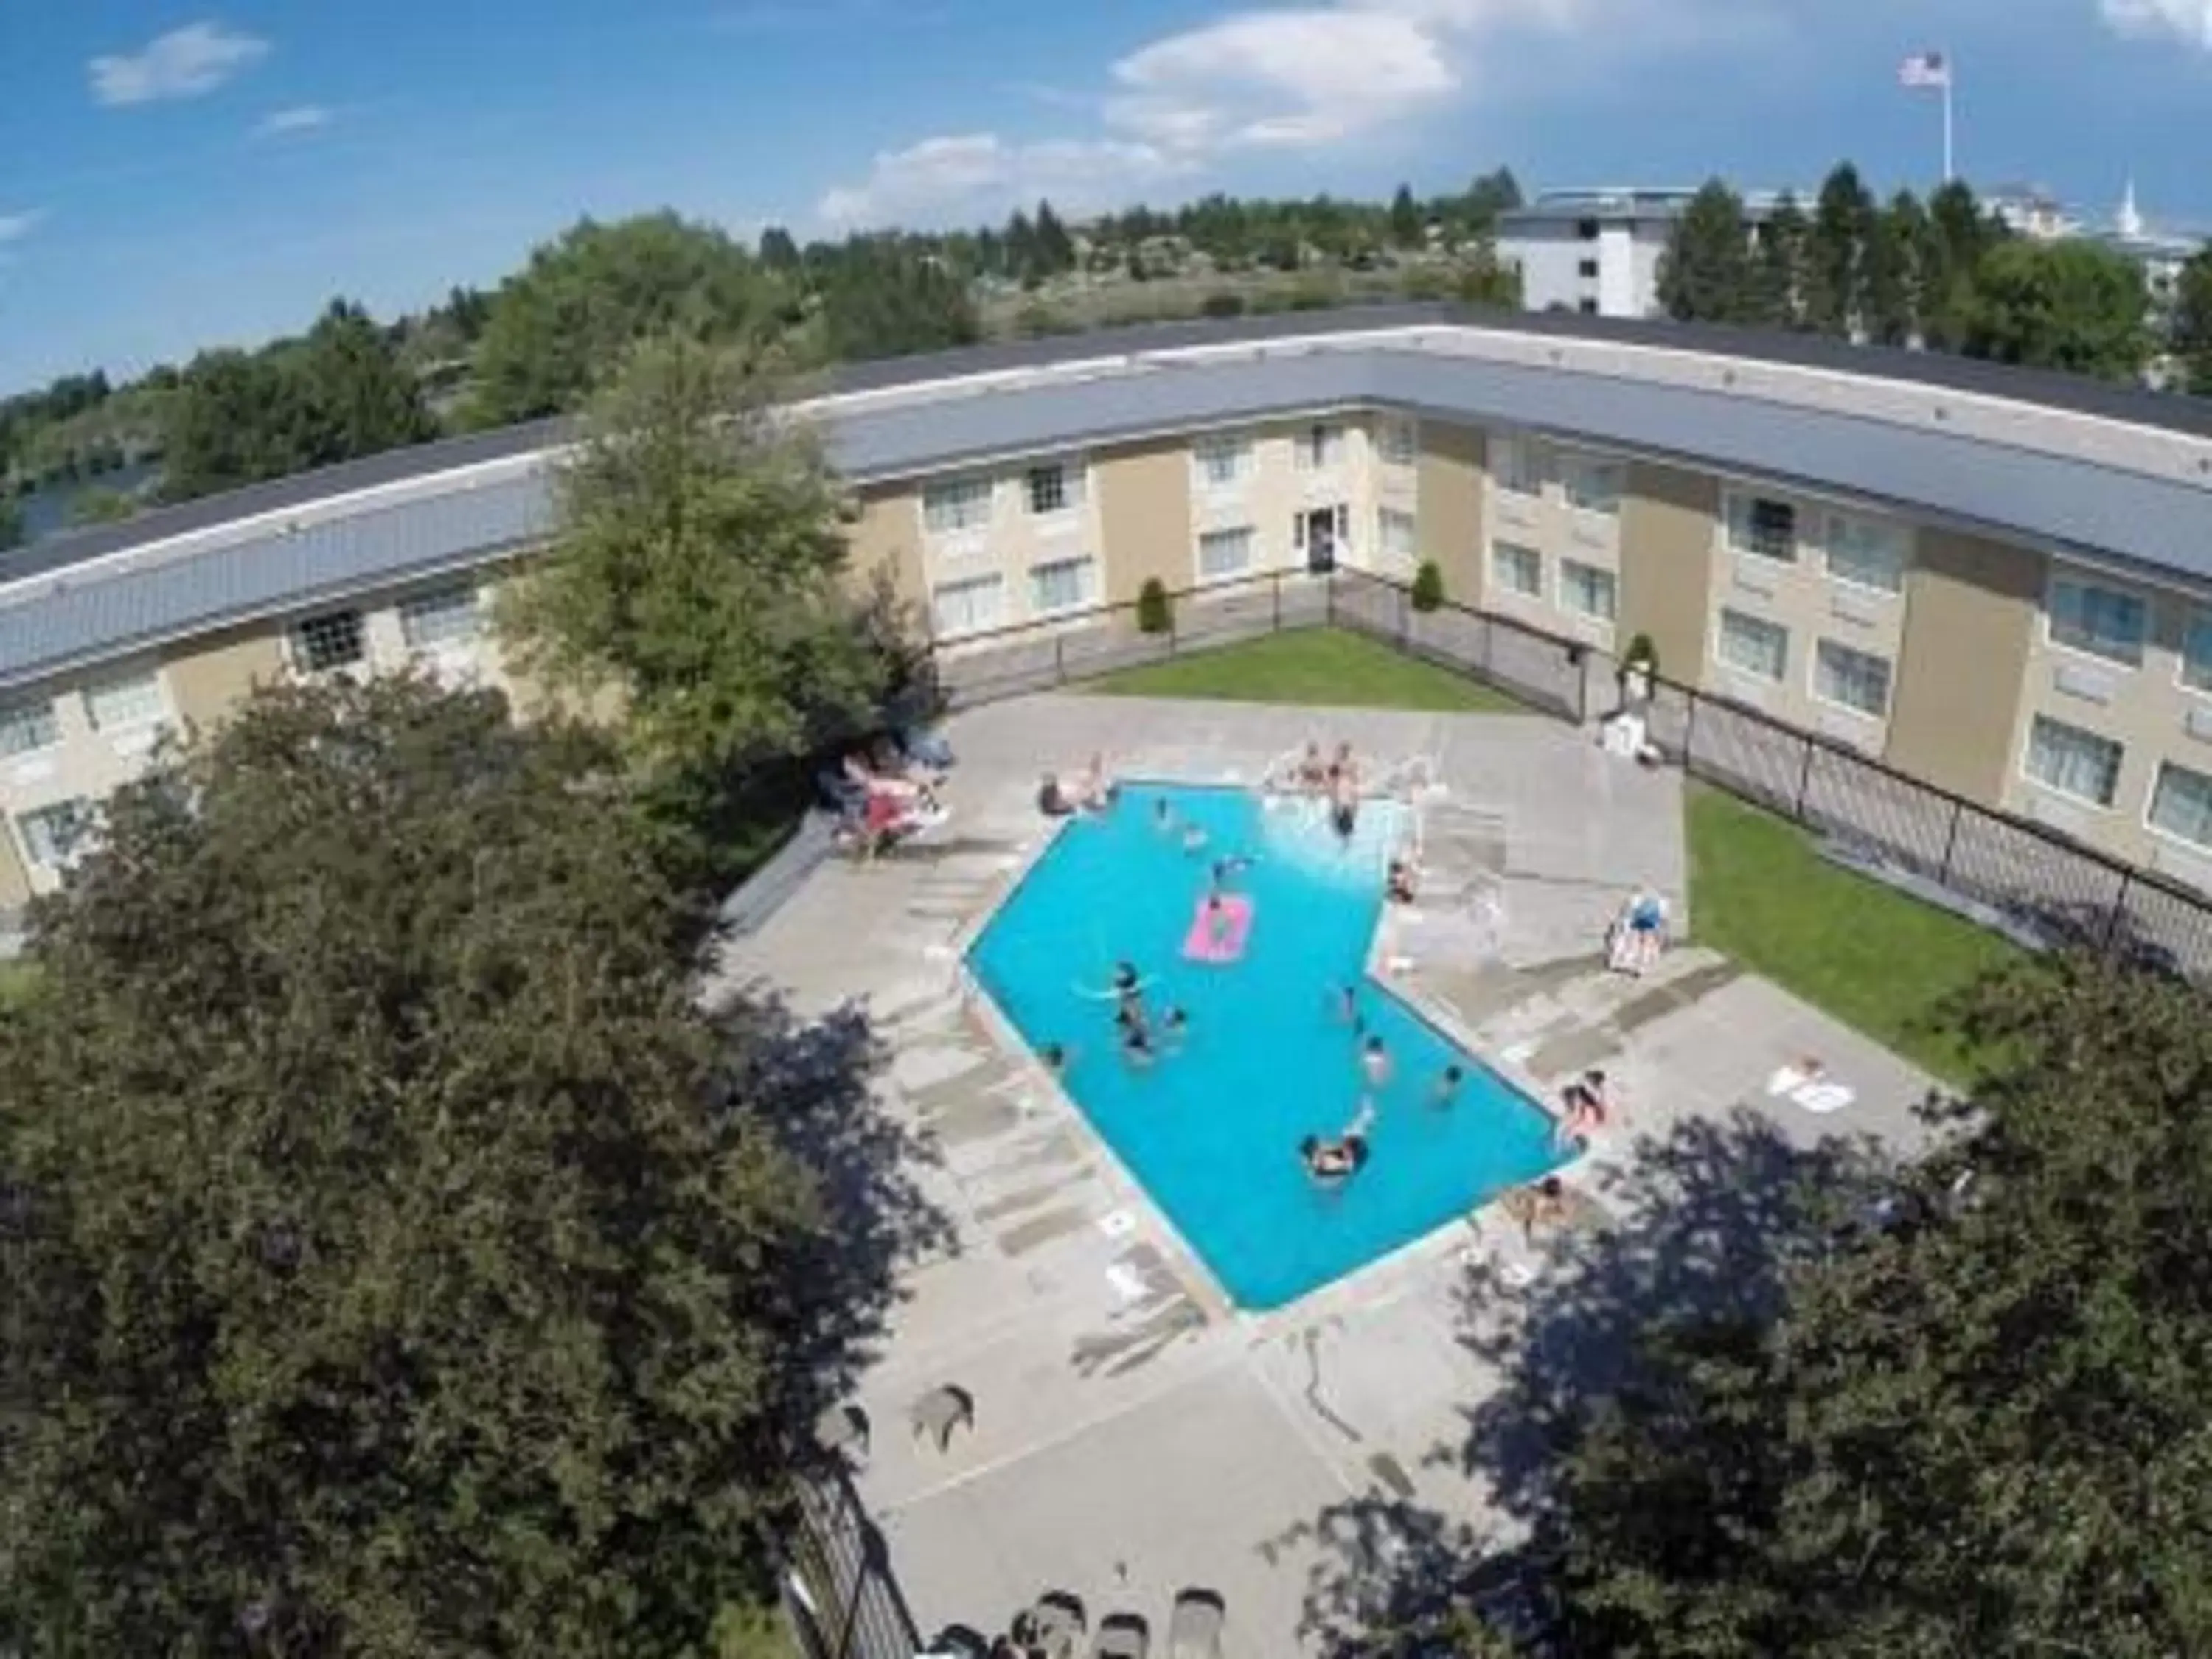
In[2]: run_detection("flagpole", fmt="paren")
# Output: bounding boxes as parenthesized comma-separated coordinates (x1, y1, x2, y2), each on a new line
(1942, 57, 1955, 183)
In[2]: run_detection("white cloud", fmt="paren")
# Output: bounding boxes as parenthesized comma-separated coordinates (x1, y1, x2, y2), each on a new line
(2099, 0, 2212, 45)
(818, 133, 1192, 228)
(90, 21, 271, 108)
(0, 211, 41, 246)
(257, 104, 333, 136)
(813, 0, 1711, 226)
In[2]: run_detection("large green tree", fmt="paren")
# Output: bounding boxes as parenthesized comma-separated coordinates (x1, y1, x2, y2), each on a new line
(1920, 179, 2003, 349)
(1655, 181, 1754, 324)
(1804, 161, 1877, 336)
(465, 213, 795, 428)
(2170, 248, 2212, 394)
(814, 237, 981, 362)
(293, 299, 438, 466)
(1537, 951, 2212, 1655)
(0, 674, 931, 1655)
(1963, 237, 2152, 380)
(1748, 192, 1806, 329)
(1868, 189, 1930, 346)
(495, 335, 923, 871)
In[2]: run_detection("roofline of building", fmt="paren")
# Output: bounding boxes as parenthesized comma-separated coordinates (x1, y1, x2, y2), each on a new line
(17, 300, 2212, 588)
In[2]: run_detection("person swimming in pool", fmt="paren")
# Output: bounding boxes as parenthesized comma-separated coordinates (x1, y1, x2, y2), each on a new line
(1301, 1102, 1376, 1184)
(1430, 1063, 1464, 1108)
(1360, 1033, 1393, 1091)
(1202, 893, 1237, 948)
(1160, 1006, 1190, 1052)
(1329, 983, 1359, 1026)
(1182, 822, 1209, 855)
(1152, 796, 1175, 833)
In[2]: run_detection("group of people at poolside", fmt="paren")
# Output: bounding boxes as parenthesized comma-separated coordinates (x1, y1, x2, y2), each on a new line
(833, 734, 952, 859)
(1269, 738, 1366, 844)
(1037, 751, 1118, 818)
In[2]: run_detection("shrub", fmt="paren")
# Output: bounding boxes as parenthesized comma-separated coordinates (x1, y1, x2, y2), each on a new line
(1410, 560, 1445, 613)
(1136, 577, 1172, 636)
(1200, 291, 1247, 318)
(1621, 631, 1659, 678)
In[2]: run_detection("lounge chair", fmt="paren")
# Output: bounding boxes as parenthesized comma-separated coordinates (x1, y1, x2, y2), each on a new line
(1093, 1612, 1150, 1658)
(1165, 1588, 1224, 1658)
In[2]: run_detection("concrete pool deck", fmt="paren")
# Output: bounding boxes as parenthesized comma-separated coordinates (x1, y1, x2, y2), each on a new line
(707, 692, 1943, 1656)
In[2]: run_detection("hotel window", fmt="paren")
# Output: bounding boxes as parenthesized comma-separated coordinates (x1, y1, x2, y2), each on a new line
(291, 609, 365, 673)
(2180, 610, 2212, 693)
(1718, 608, 1789, 682)
(2149, 762, 2212, 851)
(15, 798, 97, 871)
(1197, 526, 1256, 580)
(2025, 715, 2123, 807)
(1824, 512, 1907, 595)
(921, 476, 995, 535)
(1725, 493, 1798, 563)
(1029, 555, 1096, 614)
(1377, 508, 1418, 563)
(1576, 258, 1599, 279)
(1814, 639, 1893, 718)
(2046, 577, 2146, 667)
(1559, 560, 1618, 623)
(1024, 462, 1082, 517)
(1492, 436, 1543, 498)
(1192, 434, 1250, 490)
(1559, 454, 1624, 517)
(0, 696, 60, 757)
(930, 573, 1006, 639)
(1376, 420, 1417, 467)
(1293, 422, 1345, 472)
(1491, 540, 1543, 598)
(83, 668, 164, 732)
(1576, 218, 1600, 240)
(399, 585, 482, 651)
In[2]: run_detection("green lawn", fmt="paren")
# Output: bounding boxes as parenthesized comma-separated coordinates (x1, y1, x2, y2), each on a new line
(1686, 784, 2022, 1083)
(1085, 627, 1528, 714)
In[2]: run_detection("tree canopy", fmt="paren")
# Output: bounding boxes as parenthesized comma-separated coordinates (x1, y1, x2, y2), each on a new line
(2169, 249, 2212, 394)
(1656, 181, 1754, 324)
(495, 334, 925, 876)
(1964, 237, 2152, 380)
(0, 673, 933, 1654)
(465, 213, 797, 428)
(1509, 950, 2212, 1655)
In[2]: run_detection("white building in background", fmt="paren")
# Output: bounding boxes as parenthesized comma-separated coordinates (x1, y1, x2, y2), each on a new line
(2090, 180, 2202, 313)
(1496, 187, 1790, 319)
(1983, 182, 2079, 241)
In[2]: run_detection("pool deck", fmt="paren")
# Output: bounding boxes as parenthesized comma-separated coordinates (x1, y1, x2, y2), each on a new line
(708, 692, 1943, 1656)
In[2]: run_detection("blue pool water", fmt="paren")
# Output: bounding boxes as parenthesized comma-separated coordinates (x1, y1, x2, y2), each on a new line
(967, 783, 1565, 1310)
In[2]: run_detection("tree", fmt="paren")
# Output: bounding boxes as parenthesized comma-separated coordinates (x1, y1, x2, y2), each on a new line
(293, 298, 437, 467)
(465, 213, 793, 427)
(1655, 181, 1753, 324)
(0, 673, 929, 1654)
(1033, 198, 1075, 276)
(815, 239, 980, 361)
(1464, 167, 1523, 226)
(0, 495, 21, 552)
(1877, 189, 1932, 344)
(1922, 178, 2002, 349)
(1749, 192, 1806, 329)
(495, 335, 919, 869)
(1804, 161, 1876, 336)
(1390, 184, 1423, 248)
(1543, 950, 2212, 1655)
(757, 224, 801, 272)
(1963, 237, 2151, 380)
(161, 348, 306, 500)
(67, 484, 135, 526)
(2170, 250, 2212, 394)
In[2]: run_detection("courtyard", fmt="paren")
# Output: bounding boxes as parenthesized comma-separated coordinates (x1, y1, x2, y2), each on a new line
(709, 647, 1959, 1655)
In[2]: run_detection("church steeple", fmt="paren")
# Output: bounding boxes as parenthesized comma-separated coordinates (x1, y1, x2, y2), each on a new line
(2118, 176, 2143, 240)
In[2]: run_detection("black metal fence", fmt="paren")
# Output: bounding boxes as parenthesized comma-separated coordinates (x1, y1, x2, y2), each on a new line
(776, 1461, 921, 1659)
(927, 564, 2212, 978)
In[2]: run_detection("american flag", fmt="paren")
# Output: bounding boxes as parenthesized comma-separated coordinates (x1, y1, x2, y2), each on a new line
(1899, 50, 1950, 88)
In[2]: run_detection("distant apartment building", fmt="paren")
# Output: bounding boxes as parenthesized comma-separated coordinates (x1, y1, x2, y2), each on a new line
(1496, 187, 1789, 319)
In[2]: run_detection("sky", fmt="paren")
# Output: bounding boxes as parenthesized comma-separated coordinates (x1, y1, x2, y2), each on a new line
(4, 0, 2212, 392)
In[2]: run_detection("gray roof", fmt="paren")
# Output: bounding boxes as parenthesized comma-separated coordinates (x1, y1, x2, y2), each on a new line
(4, 302, 2212, 693)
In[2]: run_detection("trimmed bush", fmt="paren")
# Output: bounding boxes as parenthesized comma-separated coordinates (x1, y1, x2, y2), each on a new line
(1410, 560, 1444, 613)
(1199, 291, 1247, 318)
(1136, 577, 1172, 636)
(1621, 631, 1659, 679)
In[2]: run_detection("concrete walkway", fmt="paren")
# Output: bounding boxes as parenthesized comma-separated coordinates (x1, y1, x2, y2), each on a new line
(709, 692, 1940, 1656)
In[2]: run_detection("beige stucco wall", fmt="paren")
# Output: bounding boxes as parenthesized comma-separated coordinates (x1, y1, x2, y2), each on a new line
(846, 484, 925, 611)
(1416, 422, 1486, 605)
(162, 623, 285, 734)
(1476, 434, 1624, 653)
(0, 821, 29, 910)
(1887, 528, 2042, 804)
(1094, 439, 1197, 605)
(1618, 464, 1718, 683)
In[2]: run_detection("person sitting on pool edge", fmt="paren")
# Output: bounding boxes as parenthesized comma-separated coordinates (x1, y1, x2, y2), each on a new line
(1387, 853, 1418, 905)
(1037, 771, 1075, 818)
(1556, 1069, 1614, 1147)
(1296, 741, 1330, 794)
(1301, 1102, 1377, 1184)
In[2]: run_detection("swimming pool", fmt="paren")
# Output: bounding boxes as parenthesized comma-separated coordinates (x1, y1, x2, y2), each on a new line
(967, 782, 1565, 1310)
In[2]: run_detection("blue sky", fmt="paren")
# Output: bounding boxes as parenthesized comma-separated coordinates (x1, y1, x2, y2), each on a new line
(4, 0, 2211, 392)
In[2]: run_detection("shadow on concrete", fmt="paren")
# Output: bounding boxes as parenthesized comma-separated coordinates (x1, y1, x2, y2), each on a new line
(1297, 1108, 1903, 1655)
(712, 991, 959, 1419)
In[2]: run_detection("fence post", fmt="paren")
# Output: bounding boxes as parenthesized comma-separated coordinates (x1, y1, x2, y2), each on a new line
(2104, 869, 2135, 955)
(1272, 571, 1282, 635)
(1794, 740, 1816, 822)
(1326, 571, 1336, 626)
(1396, 585, 1410, 649)
(1054, 633, 1065, 687)
(1683, 689, 1699, 773)
(1938, 799, 1963, 887)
